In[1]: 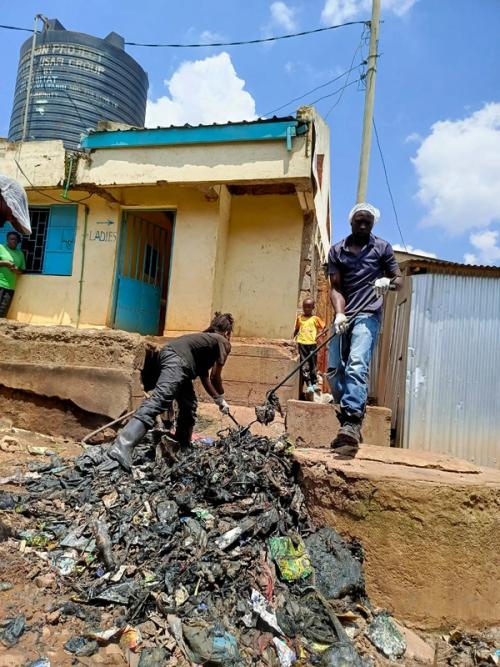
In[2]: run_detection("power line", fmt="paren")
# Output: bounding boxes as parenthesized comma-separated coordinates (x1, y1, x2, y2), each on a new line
(308, 77, 364, 107)
(263, 61, 366, 117)
(0, 20, 368, 48)
(325, 24, 369, 119)
(372, 118, 407, 251)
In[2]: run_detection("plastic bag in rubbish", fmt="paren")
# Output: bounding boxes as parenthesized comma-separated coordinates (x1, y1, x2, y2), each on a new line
(268, 536, 313, 581)
(320, 642, 364, 667)
(305, 528, 364, 599)
(0, 614, 26, 647)
(365, 613, 406, 660)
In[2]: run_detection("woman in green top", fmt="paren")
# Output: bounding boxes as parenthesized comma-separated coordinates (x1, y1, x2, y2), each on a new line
(0, 231, 26, 317)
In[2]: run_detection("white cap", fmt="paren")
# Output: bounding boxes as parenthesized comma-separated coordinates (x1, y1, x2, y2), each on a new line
(0, 174, 31, 235)
(348, 202, 380, 224)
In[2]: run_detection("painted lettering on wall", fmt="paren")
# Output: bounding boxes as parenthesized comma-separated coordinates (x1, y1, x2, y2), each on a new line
(88, 230, 117, 243)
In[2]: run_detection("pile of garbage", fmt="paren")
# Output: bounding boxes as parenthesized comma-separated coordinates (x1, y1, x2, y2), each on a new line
(2, 428, 415, 665)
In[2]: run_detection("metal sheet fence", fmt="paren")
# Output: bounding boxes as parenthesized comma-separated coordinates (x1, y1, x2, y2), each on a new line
(404, 273, 500, 468)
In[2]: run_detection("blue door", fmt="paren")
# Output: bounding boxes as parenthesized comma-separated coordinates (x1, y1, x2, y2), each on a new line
(113, 213, 172, 335)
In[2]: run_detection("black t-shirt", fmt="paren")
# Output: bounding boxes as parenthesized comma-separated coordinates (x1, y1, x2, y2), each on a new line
(168, 332, 231, 378)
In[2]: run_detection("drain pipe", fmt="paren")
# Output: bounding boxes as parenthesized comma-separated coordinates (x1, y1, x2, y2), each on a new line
(22, 15, 48, 141)
(76, 204, 89, 329)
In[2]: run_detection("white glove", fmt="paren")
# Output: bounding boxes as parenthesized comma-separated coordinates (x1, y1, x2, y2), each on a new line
(213, 394, 230, 415)
(334, 313, 348, 336)
(374, 277, 391, 297)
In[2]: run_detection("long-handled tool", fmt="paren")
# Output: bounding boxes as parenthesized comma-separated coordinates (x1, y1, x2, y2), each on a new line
(254, 283, 397, 426)
(226, 410, 253, 437)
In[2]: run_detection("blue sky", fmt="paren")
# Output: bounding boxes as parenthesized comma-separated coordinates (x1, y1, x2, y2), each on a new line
(2, 0, 500, 264)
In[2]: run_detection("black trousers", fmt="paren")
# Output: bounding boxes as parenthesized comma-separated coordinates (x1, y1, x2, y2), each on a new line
(134, 348, 197, 447)
(298, 343, 318, 384)
(0, 288, 14, 318)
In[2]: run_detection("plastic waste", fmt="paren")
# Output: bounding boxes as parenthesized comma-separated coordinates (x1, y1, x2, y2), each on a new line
(305, 528, 364, 599)
(273, 637, 296, 667)
(215, 517, 255, 550)
(320, 643, 364, 667)
(64, 636, 98, 656)
(25, 658, 51, 667)
(365, 613, 406, 660)
(0, 614, 26, 647)
(251, 588, 284, 635)
(182, 622, 240, 665)
(268, 535, 313, 581)
(0, 582, 13, 591)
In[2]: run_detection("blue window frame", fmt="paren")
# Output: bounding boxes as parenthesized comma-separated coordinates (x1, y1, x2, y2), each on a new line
(0, 204, 77, 276)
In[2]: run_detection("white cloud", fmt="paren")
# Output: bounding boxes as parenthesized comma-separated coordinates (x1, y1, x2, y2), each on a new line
(463, 253, 477, 265)
(404, 132, 422, 144)
(392, 243, 437, 258)
(321, 0, 415, 24)
(411, 102, 500, 235)
(270, 2, 297, 30)
(199, 30, 225, 44)
(466, 229, 500, 265)
(146, 53, 256, 127)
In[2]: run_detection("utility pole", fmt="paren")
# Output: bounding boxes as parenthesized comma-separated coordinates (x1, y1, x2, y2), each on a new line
(356, 0, 381, 203)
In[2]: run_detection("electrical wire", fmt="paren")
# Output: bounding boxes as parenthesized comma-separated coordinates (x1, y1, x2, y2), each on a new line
(325, 24, 369, 119)
(0, 20, 368, 48)
(307, 76, 363, 107)
(263, 61, 366, 117)
(14, 158, 93, 204)
(372, 118, 407, 251)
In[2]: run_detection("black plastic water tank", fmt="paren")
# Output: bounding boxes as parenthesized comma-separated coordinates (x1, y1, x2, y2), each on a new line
(8, 19, 148, 149)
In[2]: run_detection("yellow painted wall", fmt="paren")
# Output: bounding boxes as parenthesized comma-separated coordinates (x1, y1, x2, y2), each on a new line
(8, 191, 120, 327)
(221, 194, 304, 338)
(8, 186, 305, 339)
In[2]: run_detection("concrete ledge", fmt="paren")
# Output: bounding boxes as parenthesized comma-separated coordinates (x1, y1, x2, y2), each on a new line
(287, 400, 391, 447)
(295, 445, 500, 630)
(0, 362, 143, 419)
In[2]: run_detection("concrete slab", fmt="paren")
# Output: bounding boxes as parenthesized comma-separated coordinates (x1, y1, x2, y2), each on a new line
(295, 445, 500, 630)
(286, 400, 392, 448)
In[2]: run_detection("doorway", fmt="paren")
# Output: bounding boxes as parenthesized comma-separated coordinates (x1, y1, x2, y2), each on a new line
(112, 210, 174, 335)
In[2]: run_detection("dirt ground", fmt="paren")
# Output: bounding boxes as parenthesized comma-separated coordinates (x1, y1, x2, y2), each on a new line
(0, 412, 498, 666)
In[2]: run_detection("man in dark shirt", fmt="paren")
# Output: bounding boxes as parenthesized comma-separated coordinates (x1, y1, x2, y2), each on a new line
(327, 203, 402, 448)
(109, 312, 234, 470)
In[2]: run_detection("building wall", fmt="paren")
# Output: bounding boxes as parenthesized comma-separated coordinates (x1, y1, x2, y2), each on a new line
(7, 186, 305, 339)
(8, 191, 120, 327)
(221, 194, 304, 338)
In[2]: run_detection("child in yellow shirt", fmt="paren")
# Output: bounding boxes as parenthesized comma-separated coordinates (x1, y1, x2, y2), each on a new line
(293, 298, 326, 393)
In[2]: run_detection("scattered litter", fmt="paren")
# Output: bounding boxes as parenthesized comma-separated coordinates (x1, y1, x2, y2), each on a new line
(64, 636, 99, 656)
(268, 535, 313, 581)
(2, 427, 434, 664)
(0, 582, 13, 592)
(251, 588, 284, 635)
(306, 528, 365, 599)
(0, 613, 26, 647)
(25, 658, 51, 667)
(366, 612, 406, 660)
(273, 637, 296, 667)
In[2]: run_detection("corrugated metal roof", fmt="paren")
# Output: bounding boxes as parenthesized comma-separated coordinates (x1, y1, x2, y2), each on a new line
(404, 272, 500, 469)
(400, 258, 500, 277)
(87, 115, 296, 135)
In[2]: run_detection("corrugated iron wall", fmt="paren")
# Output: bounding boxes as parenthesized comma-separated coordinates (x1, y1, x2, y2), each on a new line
(404, 273, 500, 468)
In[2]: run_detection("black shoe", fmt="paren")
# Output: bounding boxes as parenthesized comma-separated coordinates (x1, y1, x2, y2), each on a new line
(108, 418, 147, 471)
(331, 411, 362, 449)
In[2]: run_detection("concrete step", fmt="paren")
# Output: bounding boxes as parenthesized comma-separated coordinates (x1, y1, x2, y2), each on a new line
(286, 399, 392, 448)
(294, 445, 500, 630)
